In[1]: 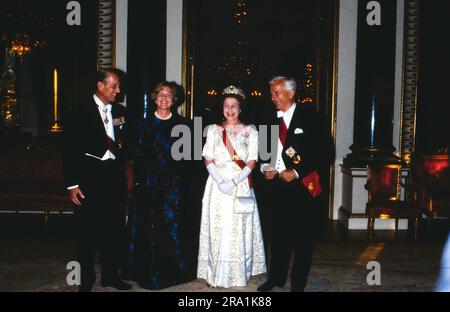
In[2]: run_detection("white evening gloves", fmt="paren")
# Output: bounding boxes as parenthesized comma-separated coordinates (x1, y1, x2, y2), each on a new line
(207, 163, 252, 195)
(232, 166, 252, 185)
(206, 163, 223, 185)
(218, 181, 235, 195)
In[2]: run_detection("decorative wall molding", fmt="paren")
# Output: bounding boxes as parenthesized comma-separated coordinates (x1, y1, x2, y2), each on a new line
(400, 0, 420, 165)
(97, 0, 115, 69)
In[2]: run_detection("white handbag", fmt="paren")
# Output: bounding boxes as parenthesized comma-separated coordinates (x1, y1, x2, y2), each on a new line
(232, 182, 255, 214)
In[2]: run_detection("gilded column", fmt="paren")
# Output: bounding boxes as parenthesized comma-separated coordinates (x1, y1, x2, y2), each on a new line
(97, 0, 115, 69)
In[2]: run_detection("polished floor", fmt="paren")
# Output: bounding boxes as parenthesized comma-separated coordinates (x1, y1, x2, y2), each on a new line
(0, 215, 448, 292)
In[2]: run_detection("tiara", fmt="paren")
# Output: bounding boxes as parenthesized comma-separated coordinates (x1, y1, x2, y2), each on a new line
(222, 85, 246, 99)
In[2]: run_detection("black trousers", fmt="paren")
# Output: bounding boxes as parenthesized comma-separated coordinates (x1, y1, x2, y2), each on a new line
(74, 158, 127, 289)
(264, 179, 319, 290)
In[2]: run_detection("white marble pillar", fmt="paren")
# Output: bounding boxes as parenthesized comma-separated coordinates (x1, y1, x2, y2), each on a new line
(115, 0, 128, 73)
(166, 0, 183, 84)
(332, 0, 358, 220)
(115, 0, 127, 107)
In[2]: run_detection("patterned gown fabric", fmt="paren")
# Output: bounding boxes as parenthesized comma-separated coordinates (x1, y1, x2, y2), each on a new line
(197, 124, 267, 288)
(125, 114, 190, 290)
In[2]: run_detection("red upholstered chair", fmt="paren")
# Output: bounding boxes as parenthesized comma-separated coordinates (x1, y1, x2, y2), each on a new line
(0, 149, 72, 226)
(411, 154, 450, 229)
(365, 164, 420, 240)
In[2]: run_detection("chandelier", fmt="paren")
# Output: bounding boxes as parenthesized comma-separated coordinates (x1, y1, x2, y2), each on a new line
(8, 33, 43, 61)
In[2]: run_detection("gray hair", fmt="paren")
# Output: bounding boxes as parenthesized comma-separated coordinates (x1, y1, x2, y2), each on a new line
(269, 76, 297, 93)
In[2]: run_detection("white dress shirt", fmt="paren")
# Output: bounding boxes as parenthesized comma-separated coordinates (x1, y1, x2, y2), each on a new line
(92, 94, 116, 161)
(261, 103, 299, 178)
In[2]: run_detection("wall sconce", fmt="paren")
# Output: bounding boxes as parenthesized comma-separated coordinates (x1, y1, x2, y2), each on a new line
(50, 68, 62, 133)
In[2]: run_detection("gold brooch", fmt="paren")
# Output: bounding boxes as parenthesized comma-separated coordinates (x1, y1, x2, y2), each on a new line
(232, 155, 239, 161)
(308, 182, 314, 191)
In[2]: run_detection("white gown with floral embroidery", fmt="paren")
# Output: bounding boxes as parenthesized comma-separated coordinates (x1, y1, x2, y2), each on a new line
(197, 124, 266, 288)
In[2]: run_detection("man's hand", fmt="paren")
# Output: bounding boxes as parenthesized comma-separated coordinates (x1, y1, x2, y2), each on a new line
(69, 187, 85, 206)
(264, 170, 278, 180)
(279, 169, 297, 183)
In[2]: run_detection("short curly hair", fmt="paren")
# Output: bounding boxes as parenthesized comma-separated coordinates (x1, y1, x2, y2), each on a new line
(150, 81, 182, 106)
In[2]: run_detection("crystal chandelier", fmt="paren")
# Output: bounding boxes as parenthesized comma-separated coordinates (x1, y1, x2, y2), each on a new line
(8, 33, 42, 61)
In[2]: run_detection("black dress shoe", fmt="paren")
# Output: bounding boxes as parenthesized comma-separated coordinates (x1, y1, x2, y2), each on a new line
(101, 279, 132, 290)
(257, 281, 282, 292)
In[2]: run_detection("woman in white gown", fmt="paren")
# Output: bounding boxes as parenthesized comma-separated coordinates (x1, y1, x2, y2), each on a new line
(197, 85, 266, 288)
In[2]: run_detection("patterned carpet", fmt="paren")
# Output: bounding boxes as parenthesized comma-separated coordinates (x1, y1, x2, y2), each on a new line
(0, 235, 444, 292)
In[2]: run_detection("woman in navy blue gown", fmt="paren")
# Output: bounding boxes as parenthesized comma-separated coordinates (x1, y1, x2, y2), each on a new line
(125, 81, 195, 290)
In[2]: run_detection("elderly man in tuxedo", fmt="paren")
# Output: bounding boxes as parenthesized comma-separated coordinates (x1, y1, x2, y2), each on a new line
(63, 68, 132, 292)
(257, 76, 329, 292)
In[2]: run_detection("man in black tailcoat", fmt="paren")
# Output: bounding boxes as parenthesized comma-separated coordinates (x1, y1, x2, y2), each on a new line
(63, 68, 132, 292)
(257, 76, 330, 292)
